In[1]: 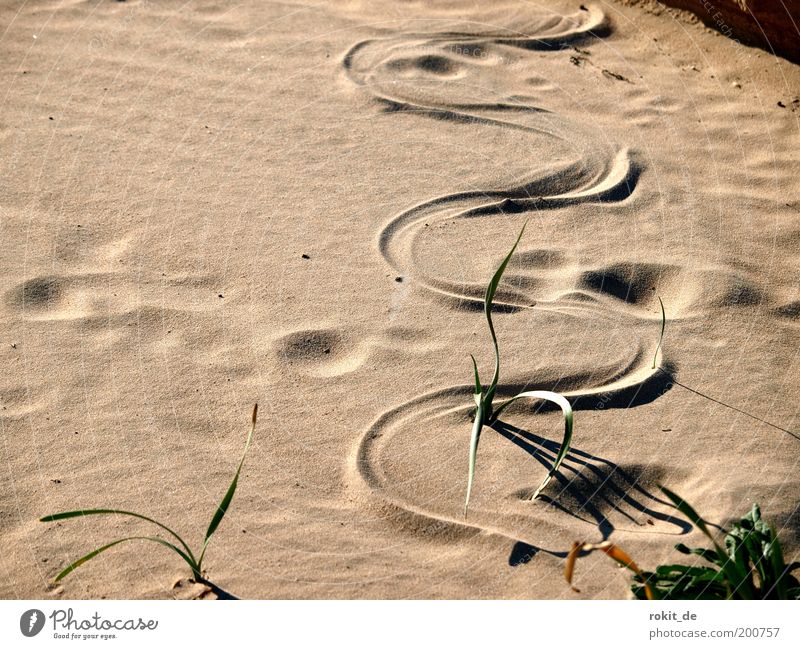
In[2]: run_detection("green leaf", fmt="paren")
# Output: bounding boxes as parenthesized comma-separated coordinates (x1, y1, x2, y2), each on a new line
(493, 390, 573, 500)
(659, 487, 749, 598)
(40, 509, 195, 564)
(53, 536, 197, 582)
(659, 487, 719, 546)
(483, 222, 527, 411)
(464, 400, 485, 518)
(767, 527, 789, 599)
(199, 404, 258, 566)
(674, 543, 721, 565)
(470, 354, 482, 407)
(464, 223, 525, 518)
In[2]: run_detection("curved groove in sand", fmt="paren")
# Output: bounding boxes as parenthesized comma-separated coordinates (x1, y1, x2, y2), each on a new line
(377, 149, 641, 311)
(344, 7, 687, 555)
(344, 7, 644, 312)
(350, 346, 688, 554)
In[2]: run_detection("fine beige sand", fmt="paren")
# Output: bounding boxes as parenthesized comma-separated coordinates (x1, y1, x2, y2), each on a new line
(1, 0, 798, 599)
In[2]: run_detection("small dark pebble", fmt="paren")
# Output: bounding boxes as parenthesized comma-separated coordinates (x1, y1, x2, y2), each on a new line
(50, 479, 61, 484)
(301, 254, 310, 259)
(323, 348, 331, 354)
(218, 294, 224, 298)
(395, 276, 403, 283)
(777, 101, 786, 108)
(646, 519, 655, 526)
(48, 116, 53, 120)
(580, 4, 588, 9)
(662, 428, 672, 432)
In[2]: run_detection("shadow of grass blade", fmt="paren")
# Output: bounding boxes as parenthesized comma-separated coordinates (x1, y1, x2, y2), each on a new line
(53, 536, 197, 582)
(199, 404, 258, 565)
(652, 296, 665, 369)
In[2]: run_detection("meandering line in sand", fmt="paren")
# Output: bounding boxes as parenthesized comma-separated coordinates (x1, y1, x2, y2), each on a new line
(344, 7, 644, 313)
(339, 7, 700, 557)
(342, 4, 797, 561)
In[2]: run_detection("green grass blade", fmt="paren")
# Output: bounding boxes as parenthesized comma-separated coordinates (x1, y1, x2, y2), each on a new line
(464, 400, 485, 518)
(470, 354, 482, 407)
(652, 296, 665, 369)
(483, 222, 527, 408)
(659, 486, 749, 596)
(200, 404, 258, 564)
(493, 390, 573, 500)
(53, 536, 197, 582)
(767, 525, 789, 599)
(40, 509, 195, 564)
(659, 487, 719, 546)
(520, 391, 573, 500)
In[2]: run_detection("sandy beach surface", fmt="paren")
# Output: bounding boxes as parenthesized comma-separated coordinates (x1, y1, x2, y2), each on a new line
(1, 0, 798, 599)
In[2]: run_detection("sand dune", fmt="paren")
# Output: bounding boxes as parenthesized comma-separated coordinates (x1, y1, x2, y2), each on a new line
(0, 0, 798, 599)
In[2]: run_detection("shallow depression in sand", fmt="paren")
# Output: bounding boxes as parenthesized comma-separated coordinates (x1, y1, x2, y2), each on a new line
(273, 327, 370, 377)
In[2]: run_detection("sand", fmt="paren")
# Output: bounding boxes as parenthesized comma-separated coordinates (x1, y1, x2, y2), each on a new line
(0, 0, 798, 599)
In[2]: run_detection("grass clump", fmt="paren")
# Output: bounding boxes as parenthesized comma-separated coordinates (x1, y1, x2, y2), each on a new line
(566, 487, 800, 600)
(40, 404, 258, 594)
(465, 223, 573, 517)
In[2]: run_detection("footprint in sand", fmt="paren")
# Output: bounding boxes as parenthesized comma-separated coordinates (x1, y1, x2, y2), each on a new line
(273, 327, 370, 378)
(272, 325, 441, 378)
(5, 271, 224, 326)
